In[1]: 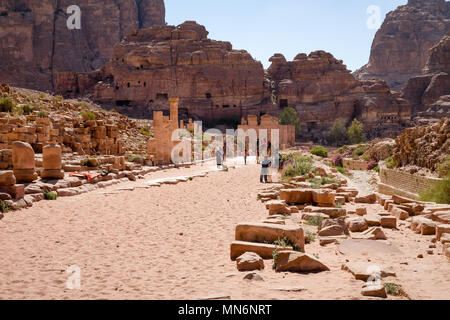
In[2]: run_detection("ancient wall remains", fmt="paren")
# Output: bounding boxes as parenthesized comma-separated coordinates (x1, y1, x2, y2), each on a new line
(378, 165, 442, 199)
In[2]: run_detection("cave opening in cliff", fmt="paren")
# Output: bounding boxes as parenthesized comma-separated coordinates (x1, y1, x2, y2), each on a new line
(280, 99, 288, 108)
(116, 100, 131, 107)
(156, 93, 168, 100)
(205, 93, 212, 99)
(307, 122, 317, 133)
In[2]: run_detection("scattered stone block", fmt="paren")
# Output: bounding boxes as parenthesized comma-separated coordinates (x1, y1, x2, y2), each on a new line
(267, 200, 291, 216)
(280, 189, 313, 204)
(358, 227, 387, 240)
(312, 189, 336, 207)
(421, 222, 437, 235)
(303, 206, 346, 218)
(230, 241, 292, 260)
(361, 285, 387, 298)
(391, 207, 409, 220)
(355, 193, 377, 204)
(366, 216, 381, 227)
(235, 223, 305, 251)
(356, 207, 367, 216)
(347, 217, 369, 232)
(275, 251, 330, 273)
(436, 224, 450, 241)
(236, 252, 264, 272)
(380, 216, 397, 229)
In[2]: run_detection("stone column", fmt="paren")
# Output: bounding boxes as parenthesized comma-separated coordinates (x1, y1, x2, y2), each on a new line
(12, 141, 38, 183)
(41, 144, 65, 179)
(169, 98, 179, 124)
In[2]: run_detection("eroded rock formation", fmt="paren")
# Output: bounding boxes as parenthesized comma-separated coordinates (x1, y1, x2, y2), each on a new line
(355, 0, 450, 91)
(267, 51, 411, 142)
(393, 117, 449, 172)
(57, 21, 269, 122)
(402, 34, 450, 120)
(0, 0, 165, 91)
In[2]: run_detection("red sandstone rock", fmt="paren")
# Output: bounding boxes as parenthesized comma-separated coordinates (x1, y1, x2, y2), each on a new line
(57, 21, 266, 122)
(0, 0, 166, 91)
(355, 0, 450, 91)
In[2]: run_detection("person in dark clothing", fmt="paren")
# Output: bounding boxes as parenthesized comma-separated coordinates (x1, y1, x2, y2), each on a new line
(260, 156, 271, 183)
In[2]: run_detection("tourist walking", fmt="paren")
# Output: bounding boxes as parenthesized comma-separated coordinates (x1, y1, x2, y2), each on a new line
(215, 148, 223, 168)
(260, 156, 271, 183)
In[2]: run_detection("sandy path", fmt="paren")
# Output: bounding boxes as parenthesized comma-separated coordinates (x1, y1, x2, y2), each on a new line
(0, 160, 449, 300)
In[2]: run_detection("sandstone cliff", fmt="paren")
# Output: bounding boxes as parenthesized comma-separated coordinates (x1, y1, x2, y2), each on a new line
(56, 21, 269, 122)
(0, 0, 165, 91)
(267, 51, 411, 142)
(402, 33, 450, 119)
(354, 0, 450, 91)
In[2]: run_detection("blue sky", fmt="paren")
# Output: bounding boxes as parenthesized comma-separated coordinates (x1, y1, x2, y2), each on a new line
(165, 0, 407, 71)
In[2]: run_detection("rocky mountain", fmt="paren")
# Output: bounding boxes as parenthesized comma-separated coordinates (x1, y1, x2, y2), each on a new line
(267, 51, 412, 142)
(402, 33, 450, 119)
(355, 0, 450, 91)
(56, 21, 269, 123)
(0, 0, 165, 91)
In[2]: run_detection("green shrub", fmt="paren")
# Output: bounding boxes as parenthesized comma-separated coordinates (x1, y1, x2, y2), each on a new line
(80, 111, 96, 120)
(139, 126, 152, 137)
(306, 216, 324, 226)
(0, 97, 15, 112)
(282, 155, 313, 180)
(384, 283, 401, 296)
(385, 157, 397, 169)
(336, 145, 348, 154)
(279, 107, 301, 133)
(39, 93, 46, 99)
(128, 154, 142, 163)
(305, 231, 315, 243)
(43, 191, 58, 201)
(21, 104, 33, 115)
(352, 144, 367, 159)
(329, 118, 348, 146)
(347, 119, 366, 144)
(437, 156, 450, 178)
(37, 110, 48, 118)
(272, 248, 279, 270)
(0, 200, 11, 213)
(418, 176, 450, 204)
(334, 166, 348, 175)
(310, 146, 328, 158)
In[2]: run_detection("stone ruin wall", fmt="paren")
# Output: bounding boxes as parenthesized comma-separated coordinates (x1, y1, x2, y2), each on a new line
(237, 114, 296, 150)
(378, 165, 442, 199)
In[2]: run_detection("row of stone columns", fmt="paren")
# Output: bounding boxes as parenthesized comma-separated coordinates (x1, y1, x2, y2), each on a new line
(1, 142, 64, 185)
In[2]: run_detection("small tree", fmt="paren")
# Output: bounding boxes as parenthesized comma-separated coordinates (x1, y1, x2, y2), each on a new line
(347, 119, 366, 144)
(279, 107, 301, 134)
(329, 118, 348, 146)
